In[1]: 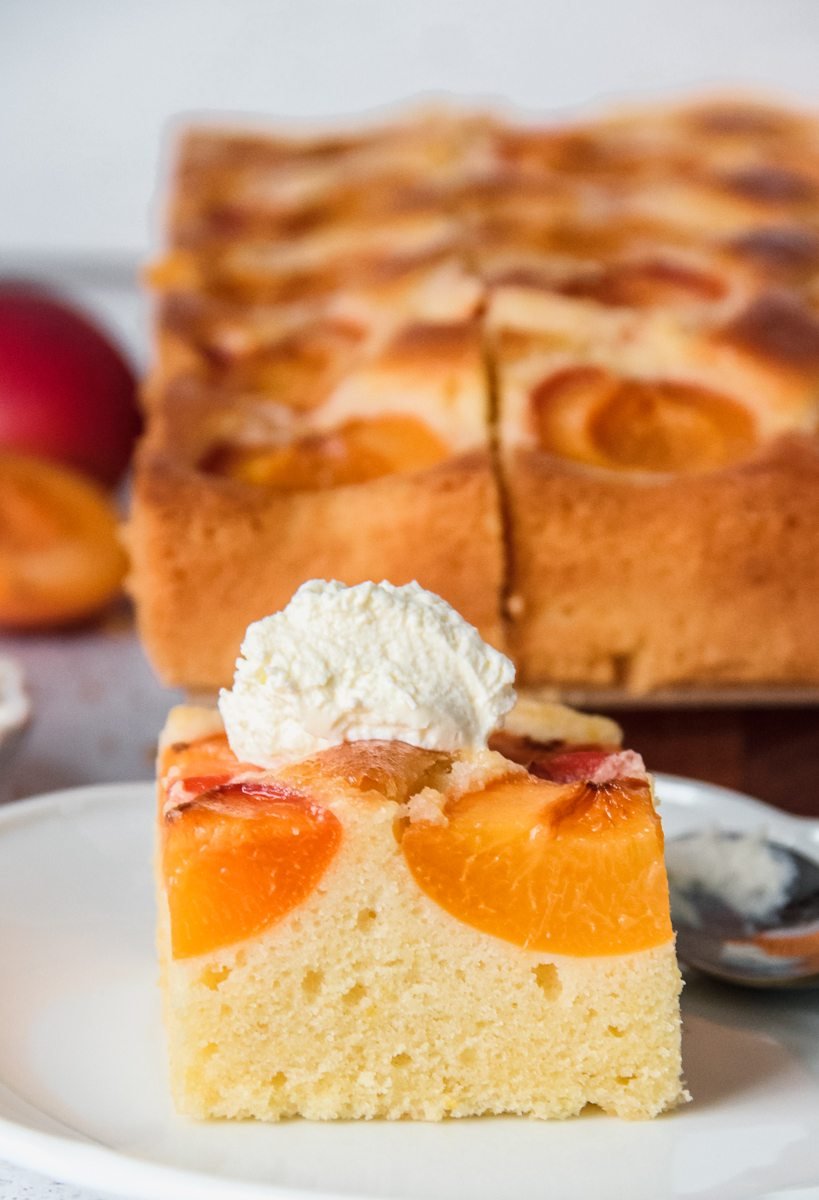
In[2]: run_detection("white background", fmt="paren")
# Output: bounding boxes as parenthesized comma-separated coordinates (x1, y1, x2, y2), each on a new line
(2, 0, 819, 258)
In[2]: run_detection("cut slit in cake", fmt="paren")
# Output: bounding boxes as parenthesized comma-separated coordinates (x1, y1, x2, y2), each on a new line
(157, 703, 685, 1122)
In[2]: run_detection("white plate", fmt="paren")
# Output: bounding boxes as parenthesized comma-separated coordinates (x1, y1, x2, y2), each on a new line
(0, 778, 817, 1200)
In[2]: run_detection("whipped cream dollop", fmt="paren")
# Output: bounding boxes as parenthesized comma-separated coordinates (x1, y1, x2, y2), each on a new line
(219, 579, 516, 766)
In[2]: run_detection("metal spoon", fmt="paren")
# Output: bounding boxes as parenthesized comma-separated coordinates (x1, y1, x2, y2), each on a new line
(667, 830, 819, 988)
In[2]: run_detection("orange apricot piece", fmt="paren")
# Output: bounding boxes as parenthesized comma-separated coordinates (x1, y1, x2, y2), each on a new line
(284, 739, 451, 804)
(401, 776, 671, 956)
(0, 452, 127, 628)
(205, 415, 448, 490)
(162, 781, 342, 959)
(159, 732, 244, 782)
(531, 367, 758, 474)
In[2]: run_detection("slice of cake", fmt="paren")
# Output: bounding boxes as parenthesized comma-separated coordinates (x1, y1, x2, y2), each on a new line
(156, 580, 685, 1121)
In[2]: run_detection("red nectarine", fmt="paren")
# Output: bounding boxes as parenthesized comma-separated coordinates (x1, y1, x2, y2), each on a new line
(0, 282, 140, 487)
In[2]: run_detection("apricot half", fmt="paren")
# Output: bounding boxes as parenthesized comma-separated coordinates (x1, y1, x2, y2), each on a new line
(532, 367, 758, 473)
(162, 781, 342, 959)
(159, 731, 244, 783)
(203, 415, 448, 489)
(0, 452, 127, 628)
(284, 739, 450, 804)
(562, 259, 726, 309)
(401, 776, 671, 955)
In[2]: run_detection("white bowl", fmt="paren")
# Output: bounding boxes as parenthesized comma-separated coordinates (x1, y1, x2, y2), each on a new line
(0, 658, 30, 797)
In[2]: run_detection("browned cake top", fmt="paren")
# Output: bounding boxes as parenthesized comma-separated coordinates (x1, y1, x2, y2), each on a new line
(144, 97, 819, 489)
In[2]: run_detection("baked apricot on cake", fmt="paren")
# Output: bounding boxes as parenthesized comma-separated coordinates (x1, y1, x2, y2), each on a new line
(156, 581, 684, 1121)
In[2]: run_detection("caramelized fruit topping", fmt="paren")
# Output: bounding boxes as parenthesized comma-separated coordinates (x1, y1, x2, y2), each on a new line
(531, 366, 758, 473)
(723, 164, 816, 204)
(724, 290, 819, 369)
(560, 259, 726, 308)
(401, 775, 671, 955)
(202, 415, 449, 489)
(159, 731, 242, 781)
(160, 730, 667, 961)
(284, 739, 451, 803)
(489, 731, 645, 784)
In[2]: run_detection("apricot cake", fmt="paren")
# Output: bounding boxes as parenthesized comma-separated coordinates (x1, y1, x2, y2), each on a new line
(156, 581, 685, 1121)
(131, 96, 819, 694)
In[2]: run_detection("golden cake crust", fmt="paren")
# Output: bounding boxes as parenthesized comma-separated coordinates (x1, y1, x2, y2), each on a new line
(506, 437, 819, 689)
(131, 447, 504, 690)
